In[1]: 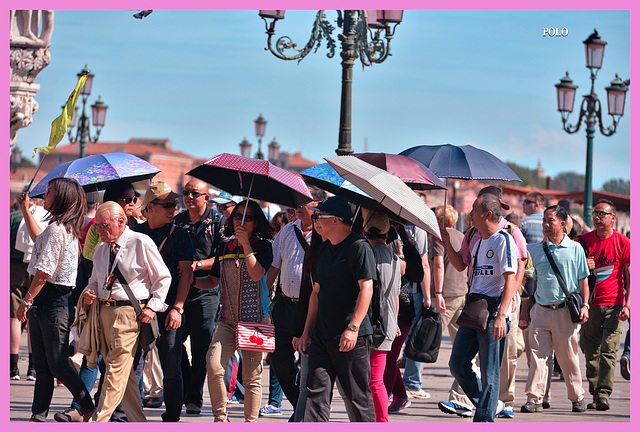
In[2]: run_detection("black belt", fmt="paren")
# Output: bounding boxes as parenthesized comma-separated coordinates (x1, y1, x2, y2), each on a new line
(540, 302, 566, 310)
(99, 299, 149, 307)
(281, 294, 299, 304)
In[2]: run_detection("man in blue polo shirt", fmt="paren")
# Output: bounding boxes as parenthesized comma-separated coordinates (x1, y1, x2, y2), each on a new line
(520, 205, 589, 414)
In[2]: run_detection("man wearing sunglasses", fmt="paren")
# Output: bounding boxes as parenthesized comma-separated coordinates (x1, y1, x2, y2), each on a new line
(174, 179, 225, 415)
(134, 181, 194, 422)
(521, 192, 546, 244)
(576, 199, 630, 412)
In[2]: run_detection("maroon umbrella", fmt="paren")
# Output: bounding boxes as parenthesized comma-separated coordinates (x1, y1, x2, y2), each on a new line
(186, 153, 313, 208)
(354, 153, 447, 191)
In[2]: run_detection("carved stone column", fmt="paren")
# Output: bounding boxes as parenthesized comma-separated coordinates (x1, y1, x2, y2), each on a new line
(10, 10, 54, 147)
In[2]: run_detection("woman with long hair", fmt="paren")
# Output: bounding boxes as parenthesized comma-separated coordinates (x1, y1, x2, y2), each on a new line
(194, 199, 274, 422)
(16, 178, 95, 422)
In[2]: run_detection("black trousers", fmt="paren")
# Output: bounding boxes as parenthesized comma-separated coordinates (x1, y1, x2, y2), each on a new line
(270, 295, 301, 415)
(303, 335, 375, 422)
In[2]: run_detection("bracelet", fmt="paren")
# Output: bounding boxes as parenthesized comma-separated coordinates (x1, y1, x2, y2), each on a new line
(244, 252, 256, 258)
(22, 299, 33, 308)
(582, 304, 590, 310)
(435, 291, 443, 295)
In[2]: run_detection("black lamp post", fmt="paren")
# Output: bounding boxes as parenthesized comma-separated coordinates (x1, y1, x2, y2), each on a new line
(259, 10, 403, 156)
(554, 29, 628, 227)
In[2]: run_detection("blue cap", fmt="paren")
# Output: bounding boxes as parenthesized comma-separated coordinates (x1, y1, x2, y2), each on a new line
(211, 191, 242, 205)
(307, 196, 352, 222)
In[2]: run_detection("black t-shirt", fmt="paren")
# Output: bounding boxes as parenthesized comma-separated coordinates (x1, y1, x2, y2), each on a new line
(313, 232, 377, 340)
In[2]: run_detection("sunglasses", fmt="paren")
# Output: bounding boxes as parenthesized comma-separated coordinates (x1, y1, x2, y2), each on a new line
(523, 199, 535, 205)
(232, 213, 254, 222)
(182, 190, 206, 198)
(217, 203, 235, 210)
(592, 210, 615, 218)
(151, 201, 178, 209)
(311, 213, 335, 221)
(286, 208, 297, 215)
(119, 196, 138, 205)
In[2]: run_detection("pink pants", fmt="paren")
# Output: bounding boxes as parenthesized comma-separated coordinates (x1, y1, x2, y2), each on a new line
(370, 349, 389, 422)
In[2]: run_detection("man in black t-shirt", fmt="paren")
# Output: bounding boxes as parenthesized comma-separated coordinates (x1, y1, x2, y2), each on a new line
(300, 196, 377, 422)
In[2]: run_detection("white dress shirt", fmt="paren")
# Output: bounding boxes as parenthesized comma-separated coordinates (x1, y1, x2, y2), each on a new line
(271, 220, 311, 299)
(87, 226, 170, 312)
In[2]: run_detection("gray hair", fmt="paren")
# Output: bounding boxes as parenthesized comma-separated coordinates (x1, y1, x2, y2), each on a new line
(96, 201, 127, 222)
(477, 194, 501, 222)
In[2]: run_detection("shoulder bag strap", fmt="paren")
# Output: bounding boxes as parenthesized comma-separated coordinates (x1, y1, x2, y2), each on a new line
(157, 224, 176, 253)
(541, 242, 571, 300)
(292, 224, 309, 253)
(113, 266, 144, 317)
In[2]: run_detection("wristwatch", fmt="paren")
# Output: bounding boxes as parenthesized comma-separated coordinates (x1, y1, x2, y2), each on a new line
(172, 306, 184, 315)
(347, 323, 359, 332)
(196, 261, 203, 269)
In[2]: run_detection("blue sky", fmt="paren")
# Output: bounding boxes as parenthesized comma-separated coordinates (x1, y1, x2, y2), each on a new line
(11, 9, 631, 189)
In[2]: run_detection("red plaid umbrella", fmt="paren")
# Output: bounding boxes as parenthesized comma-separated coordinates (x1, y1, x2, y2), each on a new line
(186, 153, 312, 208)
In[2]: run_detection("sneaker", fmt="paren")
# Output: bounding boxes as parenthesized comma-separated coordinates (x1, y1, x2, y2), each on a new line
(572, 400, 586, 413)
(26, 369, 36, 381)
(186, 403, 201, 414)
(620, 355, 630, 380)
(406, 388, 431, 399)
(494, 400, 505, 418)
(227, 395, 243, 404)
(10, 369, 20, 380)
(520, 401, 542, 413)
(388, 397, 411, 413)
(497, 406, 515, 419)
(438, 401, 473, 418)
(259, 405, 283, 416)
(54, 407, 84, 422)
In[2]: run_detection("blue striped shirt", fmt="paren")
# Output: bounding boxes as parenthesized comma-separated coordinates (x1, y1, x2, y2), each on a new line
(521, 212, 544, 244)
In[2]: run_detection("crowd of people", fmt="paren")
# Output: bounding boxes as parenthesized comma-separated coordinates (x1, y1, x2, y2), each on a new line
(9, 175, 630, 422)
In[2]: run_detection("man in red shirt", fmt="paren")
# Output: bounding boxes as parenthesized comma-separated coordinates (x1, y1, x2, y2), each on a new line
(577, 199, 630, 411)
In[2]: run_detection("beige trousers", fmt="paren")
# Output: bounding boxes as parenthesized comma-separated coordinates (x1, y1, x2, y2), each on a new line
(94, 305, 146, 422)
(206, 321, 264, 422)
(499, 293, 521, 408)
(525, 303, 585, 404)
(143, 346, 163, 399)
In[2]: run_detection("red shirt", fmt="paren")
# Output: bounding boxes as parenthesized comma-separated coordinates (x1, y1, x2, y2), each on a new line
(578, 230, 630, 306)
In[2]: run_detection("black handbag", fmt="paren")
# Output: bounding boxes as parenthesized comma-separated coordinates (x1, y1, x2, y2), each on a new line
(542, 242, 583, 323)
(577, 235, 597, 303)
(404, 306, 441, 363)
(456, 292, 500, 331)
(114, 266, 159, 352)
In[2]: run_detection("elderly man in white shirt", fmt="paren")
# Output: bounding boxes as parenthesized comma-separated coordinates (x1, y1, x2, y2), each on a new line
(83, 201, 170, 422)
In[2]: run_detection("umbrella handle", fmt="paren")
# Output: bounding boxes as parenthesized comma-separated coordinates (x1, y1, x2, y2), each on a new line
(242, 174, 256, 224)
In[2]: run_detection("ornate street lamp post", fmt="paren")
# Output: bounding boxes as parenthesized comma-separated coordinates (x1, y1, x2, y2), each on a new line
(555, 29, 628, 227)
(66, 65, 108, 158)
(259, 10, 403, 156)
(254, 113, 267, 159)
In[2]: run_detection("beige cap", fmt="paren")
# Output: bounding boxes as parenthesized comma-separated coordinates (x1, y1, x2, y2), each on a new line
(363, 211, 390, 236)
(143, 181, 179, 206)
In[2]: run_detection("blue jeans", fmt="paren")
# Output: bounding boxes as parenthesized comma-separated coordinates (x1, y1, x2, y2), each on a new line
(622, 318, 630, 358)
(28, 292, 94, 421)
(403, 290, 424, 390)
(449, 318, 509, 422)
(267, 364, 283, 408)
(72, 354, 102, 411)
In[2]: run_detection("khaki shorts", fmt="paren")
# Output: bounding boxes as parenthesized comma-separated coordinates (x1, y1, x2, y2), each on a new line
(10, 262, 30, 318)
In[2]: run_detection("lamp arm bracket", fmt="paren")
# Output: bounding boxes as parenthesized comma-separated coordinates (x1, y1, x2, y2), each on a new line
(595, 99, 619, 137)
(561, 99, 587, 134)
(356, 11, 392, 68)
(264, 10, 336, 63)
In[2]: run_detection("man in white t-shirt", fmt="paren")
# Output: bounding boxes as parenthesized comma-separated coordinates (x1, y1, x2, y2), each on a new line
(446, 194, 518, 422)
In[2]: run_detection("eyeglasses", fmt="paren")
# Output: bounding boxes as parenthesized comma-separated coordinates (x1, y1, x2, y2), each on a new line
(119, 196, 138, 205)
(311, 213, 335, 221)
(232, 213, 254, 222)
(523, 199, 535, 205)
(182, 190, 206, 198)
(94, 222, 112, 229)
(592, 210, 615, 218)
(151, 201, 178, 209)
(286, 208, 297, 215)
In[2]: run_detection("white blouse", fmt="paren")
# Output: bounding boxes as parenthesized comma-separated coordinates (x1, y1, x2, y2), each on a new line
(27, 222, 79, 287)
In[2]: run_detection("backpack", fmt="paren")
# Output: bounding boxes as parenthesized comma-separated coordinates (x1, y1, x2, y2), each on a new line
(404, 306, 442, 363)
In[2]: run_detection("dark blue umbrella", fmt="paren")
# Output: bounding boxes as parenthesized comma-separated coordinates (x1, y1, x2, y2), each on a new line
(29, 152, 160, 198)
(400, 144, 522, 182)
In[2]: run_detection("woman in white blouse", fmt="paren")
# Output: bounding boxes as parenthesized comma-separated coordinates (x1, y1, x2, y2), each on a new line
(16, 178, 96, 422)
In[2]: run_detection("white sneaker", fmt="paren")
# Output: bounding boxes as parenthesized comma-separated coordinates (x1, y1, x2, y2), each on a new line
(495, 400, 505, 418)
(406, 388, 431, 399)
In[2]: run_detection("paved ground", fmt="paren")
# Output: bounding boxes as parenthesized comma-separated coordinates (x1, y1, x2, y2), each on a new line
(9, 321, 630, 423)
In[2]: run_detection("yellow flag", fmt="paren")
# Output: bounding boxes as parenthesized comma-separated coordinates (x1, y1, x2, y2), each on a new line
(32, 74, 88, 158)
